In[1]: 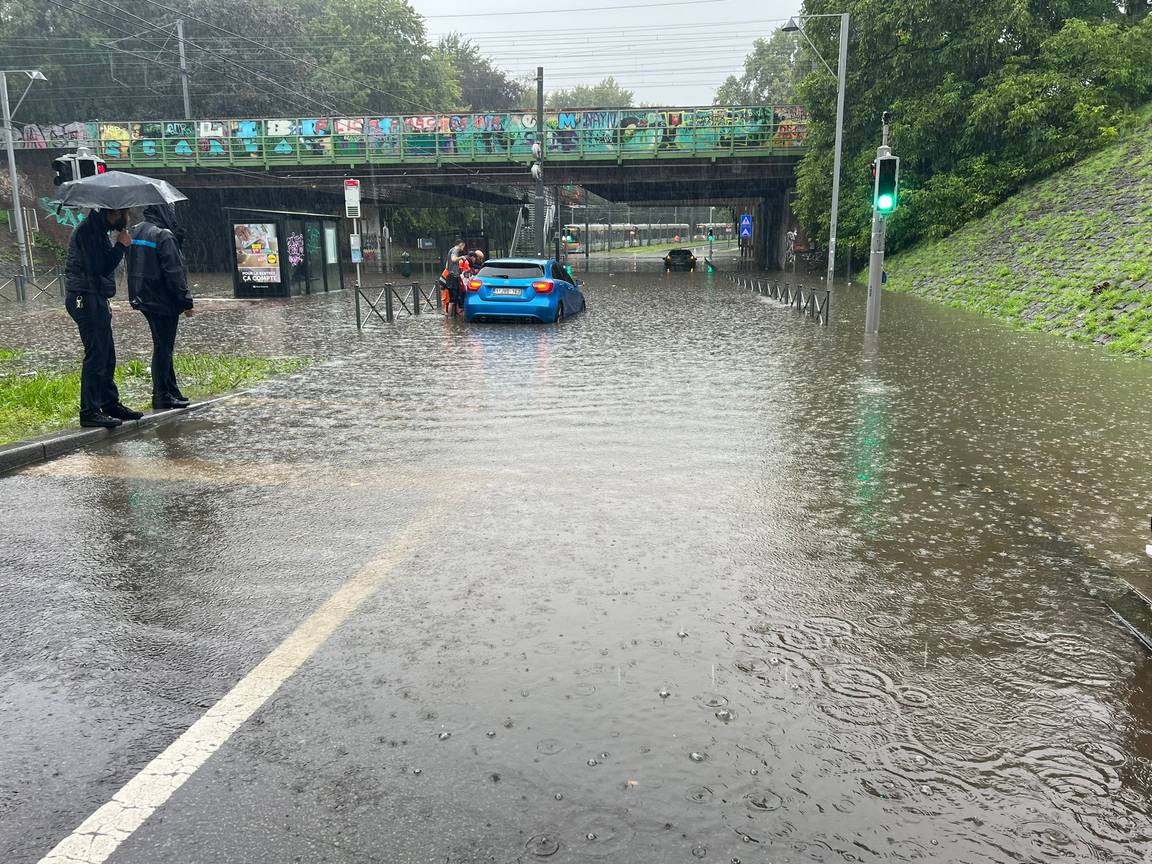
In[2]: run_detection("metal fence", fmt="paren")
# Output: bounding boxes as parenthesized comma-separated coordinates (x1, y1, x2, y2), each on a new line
(355, 281, 440, 329)
(733, 274, 830, 326)
(0, 267, 66, 303)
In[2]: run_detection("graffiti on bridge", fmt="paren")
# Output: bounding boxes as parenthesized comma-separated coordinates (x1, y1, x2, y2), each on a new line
(8, 106, 808, 163)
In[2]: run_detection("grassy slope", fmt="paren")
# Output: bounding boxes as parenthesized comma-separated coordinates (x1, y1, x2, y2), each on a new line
(885, 117, 1152, 358)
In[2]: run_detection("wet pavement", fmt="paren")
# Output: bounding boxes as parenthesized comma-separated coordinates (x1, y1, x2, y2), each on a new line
(1, 263, 1151, 863)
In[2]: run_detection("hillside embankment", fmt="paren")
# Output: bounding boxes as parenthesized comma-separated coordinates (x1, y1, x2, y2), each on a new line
(885, 119, 1152, 358)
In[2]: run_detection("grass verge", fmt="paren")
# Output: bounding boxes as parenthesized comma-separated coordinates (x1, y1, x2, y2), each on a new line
(0, 353, 310, 446)
(884, 115, 1152, 359)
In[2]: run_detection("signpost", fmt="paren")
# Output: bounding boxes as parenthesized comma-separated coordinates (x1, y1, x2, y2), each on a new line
(739, 214, 753, 239)
(346, 179, 362, 325)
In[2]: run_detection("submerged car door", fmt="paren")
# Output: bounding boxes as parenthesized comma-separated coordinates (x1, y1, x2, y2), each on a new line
(553, 261, 577, 310)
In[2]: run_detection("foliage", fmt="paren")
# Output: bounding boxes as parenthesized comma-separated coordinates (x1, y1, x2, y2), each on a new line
(437, 34, 526, 111)
(737, 0, 1152, 262)
(307, 0, 459, 114)
(0, 0, 469, 120)
(0, 352, 309, 444)
(884, 116, 1152, 358)
(714, 29, 805, 105)
(542, 77, 634, 110)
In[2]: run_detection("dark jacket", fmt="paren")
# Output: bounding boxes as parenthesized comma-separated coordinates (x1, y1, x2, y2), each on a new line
(64, 210, 126, 297)
(127, 204, 193, 315)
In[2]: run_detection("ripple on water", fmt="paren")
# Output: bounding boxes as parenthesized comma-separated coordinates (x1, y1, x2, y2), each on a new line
(801, 615, 857, 640)
(685, 785, 716, 804)
(696, 692, 729, 709)
(744, 790, 783, 813)
(573, 810, 634, 859)
(820, 664, 896, 701)
(525, 833, 561, 857)
(536, 738, 565, 755)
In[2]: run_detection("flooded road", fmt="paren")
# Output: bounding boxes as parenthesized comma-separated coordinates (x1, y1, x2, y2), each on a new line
(1, 264, 1150, 863)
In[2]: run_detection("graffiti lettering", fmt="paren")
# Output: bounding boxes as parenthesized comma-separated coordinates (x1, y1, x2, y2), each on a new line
(38, 196, 84, 229)
(11, 106, 808, 164)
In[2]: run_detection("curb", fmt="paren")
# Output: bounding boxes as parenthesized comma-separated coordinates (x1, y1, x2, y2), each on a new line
(0, 391, 248, 477)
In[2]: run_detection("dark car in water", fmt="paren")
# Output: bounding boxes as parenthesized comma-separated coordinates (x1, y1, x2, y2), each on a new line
(663, 249, 697, 272)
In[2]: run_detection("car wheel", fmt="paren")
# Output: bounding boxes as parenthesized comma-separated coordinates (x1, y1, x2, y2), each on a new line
(554, 302, 565, 323)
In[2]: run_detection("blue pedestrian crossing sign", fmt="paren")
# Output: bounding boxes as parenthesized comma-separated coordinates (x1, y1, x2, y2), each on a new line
(739, 214, 753, 238)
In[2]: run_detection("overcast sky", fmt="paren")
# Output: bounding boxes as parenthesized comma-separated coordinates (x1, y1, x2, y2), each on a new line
(414, 0, 801, 106)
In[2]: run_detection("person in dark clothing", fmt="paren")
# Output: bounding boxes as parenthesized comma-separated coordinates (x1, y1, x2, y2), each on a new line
(64, 208, 140, 428)
(127, 203, 194, 410)
(442, 239, 466, 316)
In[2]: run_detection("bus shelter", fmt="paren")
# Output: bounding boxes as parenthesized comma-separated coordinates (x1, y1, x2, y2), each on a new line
(226, 207, 346, 298)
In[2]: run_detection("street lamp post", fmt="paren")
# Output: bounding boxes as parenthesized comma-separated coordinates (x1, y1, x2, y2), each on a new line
(1, 69, 47, 301)
(784, 13, 849, 288)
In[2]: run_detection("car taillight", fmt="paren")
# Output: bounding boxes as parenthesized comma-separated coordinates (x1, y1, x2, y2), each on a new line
(97, 164, 107, 174)
(532, 280, 554, 294)
(467, 279, 482, 291)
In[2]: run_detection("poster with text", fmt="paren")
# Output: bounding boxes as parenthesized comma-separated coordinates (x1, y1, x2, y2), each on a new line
(234, 223, 281, 283)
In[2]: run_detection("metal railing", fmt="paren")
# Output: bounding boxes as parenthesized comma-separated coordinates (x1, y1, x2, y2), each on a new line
(355, 281, 440, 329)
(7, 105, 810, 169)
(733, 274, 830, 326)
(0, 268, 66, 303)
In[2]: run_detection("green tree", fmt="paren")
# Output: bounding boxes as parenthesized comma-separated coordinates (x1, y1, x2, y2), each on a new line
(785, 0, 1151, 263)
(714, 28, 804, 105)
(307, 0, 459, 114)
(543, 76, 633, 109)
(437, 34, 526, 111)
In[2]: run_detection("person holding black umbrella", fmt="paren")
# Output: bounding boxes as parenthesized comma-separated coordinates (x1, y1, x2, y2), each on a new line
(63, 207, 141, 428)
(55, 169, 190, 427)
(127, 203, 194, 410)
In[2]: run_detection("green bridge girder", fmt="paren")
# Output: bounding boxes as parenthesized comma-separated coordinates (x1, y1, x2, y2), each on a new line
(16, 105, 809, 170)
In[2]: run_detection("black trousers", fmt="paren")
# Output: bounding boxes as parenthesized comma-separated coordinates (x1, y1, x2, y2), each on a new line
(143, 312, 182, 401)
(65, 291, 120, 417)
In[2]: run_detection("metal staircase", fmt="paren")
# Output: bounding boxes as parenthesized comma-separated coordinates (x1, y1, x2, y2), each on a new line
(509, 193, 557, 258)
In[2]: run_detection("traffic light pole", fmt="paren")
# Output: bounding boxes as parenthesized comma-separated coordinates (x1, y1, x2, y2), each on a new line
(864, 116, 892, 335)
(1, 72, 30, 301)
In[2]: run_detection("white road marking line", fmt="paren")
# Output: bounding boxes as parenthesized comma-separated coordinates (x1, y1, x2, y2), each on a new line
(37, 516, 436, 864)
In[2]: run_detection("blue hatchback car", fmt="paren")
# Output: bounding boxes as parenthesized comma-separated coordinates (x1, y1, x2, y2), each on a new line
(463, 258, 586, 323)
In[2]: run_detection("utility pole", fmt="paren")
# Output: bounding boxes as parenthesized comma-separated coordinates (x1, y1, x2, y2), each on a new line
(533, 66, 545, 257)
(864, 112, 894, 335)
(2, 72, 30, 301)
(826, 12, 849, 288)
(175, 20, 191, 120)
(583, 186, 590, 266)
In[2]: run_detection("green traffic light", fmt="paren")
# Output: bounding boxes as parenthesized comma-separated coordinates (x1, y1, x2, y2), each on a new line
(877, 193, 895, 211)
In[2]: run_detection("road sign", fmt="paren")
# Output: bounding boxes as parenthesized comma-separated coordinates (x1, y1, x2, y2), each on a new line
(417, 237, 435, 250)
(739, 214, 753, 238)
(344, 179, 361, 219)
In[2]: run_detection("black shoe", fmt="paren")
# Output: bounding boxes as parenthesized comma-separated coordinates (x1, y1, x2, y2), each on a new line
(152, 397, 190, 410)
(80, 412, 123, 429)
(105, 403, 144, 421)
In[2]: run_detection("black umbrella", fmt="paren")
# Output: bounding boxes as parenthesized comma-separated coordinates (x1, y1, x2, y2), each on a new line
(52, 170, 188, 210)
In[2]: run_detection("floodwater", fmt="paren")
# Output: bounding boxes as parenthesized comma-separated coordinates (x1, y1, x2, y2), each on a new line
(0, 262, 1150, 863)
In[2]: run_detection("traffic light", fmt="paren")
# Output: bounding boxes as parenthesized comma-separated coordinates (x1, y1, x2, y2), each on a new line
(52, 157, 73, 186)
(77, 154, 107, 178)
(51, 153, 107, 185)
(874, 155, 900, 215)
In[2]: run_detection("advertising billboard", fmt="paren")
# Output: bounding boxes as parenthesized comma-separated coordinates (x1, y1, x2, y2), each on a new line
(233, 223, 282, 285)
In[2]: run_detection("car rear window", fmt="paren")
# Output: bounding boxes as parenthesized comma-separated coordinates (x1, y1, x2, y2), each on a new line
(477, 262, 545, 279)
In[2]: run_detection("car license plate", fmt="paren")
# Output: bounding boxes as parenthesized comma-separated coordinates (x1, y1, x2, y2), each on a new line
(492, 287, 521, 296)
